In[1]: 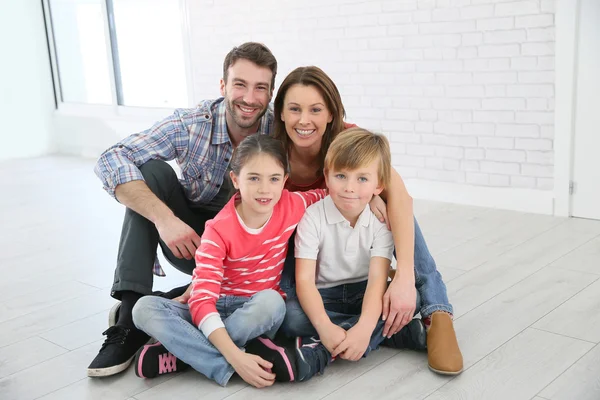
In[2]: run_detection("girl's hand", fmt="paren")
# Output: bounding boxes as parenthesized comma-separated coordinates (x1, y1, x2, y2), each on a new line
(173, 284, 192, 304)
(230, 352, 276, 388)
(369, 195, 390, 230)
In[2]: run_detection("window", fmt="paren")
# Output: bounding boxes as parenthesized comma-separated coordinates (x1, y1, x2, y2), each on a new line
(46, 0, 190, 108)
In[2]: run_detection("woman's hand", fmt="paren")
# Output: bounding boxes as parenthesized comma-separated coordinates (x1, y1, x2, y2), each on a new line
(382, 276, 417, 337)
(369, 195, 390, 230)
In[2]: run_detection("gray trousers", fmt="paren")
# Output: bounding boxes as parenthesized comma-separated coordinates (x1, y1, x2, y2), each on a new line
(111, 160, 218, 300)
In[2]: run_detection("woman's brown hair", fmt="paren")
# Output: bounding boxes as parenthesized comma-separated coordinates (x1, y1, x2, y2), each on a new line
(273, 66, 346, 177)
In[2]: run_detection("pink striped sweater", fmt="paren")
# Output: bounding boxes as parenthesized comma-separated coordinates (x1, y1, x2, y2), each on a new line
(189, 188, 327, 336)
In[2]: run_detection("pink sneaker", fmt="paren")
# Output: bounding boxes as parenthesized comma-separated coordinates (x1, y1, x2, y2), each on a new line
(134, 342, 189, 378)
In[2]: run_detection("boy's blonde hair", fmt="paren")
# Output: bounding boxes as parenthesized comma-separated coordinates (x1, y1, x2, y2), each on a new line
(324, 127, 392, 188)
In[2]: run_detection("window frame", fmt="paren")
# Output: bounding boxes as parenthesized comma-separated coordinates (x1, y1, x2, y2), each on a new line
(42, 0, 195, 117)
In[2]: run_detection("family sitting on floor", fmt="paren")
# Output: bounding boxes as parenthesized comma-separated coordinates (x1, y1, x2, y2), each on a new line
(88, 42, 463, 387)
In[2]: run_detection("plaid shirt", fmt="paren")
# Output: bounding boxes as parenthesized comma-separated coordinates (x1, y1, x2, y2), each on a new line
(95, 97, 273, 276)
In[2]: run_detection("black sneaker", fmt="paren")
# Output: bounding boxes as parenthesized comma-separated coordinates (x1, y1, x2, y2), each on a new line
(108, 302, 120, 327)
(383, 318, 427, 350)
(87, 325, 150, 377)
(294, 336, 332, 382)
(134, 342, 189, 378)
(245, 335, 298, 382)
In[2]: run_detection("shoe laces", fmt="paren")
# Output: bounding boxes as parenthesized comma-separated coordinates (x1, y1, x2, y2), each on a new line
(100, 326, 130, 350)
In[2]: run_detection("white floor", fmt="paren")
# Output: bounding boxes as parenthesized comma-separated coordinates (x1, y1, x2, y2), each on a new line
(1, 156, 599, 400)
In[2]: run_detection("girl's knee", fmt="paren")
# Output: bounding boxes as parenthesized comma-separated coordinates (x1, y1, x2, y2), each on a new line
(252, 289, 285, 313)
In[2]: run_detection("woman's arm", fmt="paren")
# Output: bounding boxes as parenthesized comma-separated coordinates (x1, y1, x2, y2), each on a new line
(380, 168, 417, 337)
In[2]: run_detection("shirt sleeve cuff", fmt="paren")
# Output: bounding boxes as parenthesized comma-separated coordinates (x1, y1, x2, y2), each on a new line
(370, 249, 394, 261)
(294, 250, 318, 260)
(199, 313, 225, 338)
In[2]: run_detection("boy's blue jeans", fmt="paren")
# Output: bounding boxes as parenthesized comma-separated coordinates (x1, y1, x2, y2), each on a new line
(132, 289, 286, 386)
(281, 217, 451, 318)
(280, 280, 422, 354)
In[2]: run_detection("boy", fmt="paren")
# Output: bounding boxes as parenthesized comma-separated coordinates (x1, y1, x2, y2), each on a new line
(247, 128, 427, 382)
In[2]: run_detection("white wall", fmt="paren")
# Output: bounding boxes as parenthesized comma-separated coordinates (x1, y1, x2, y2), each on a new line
(55, 0, 560, 214)
(186, 0, 556, 213)
(0, 1, 56, 160)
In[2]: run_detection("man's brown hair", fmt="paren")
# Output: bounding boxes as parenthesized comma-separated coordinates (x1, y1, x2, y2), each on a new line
(223, 42, 277, 90)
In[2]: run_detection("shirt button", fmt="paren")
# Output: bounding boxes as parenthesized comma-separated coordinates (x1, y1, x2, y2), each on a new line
(216, 184, 221, 188)
(204, 114, 209, 119)
(224, 158, 230, 162)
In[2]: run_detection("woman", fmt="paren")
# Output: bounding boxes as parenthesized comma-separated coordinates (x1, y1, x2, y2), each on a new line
(273, 66, 463, 376)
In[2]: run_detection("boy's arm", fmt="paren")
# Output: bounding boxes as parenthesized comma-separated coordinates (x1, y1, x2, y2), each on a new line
(380, 168, 417, 336)
(295, 258, 330, 332)
(357, 256, 391, 330)
(331, 256, 390, 361)
(294, 210, 346, 352)
(296, 258, 347, 352)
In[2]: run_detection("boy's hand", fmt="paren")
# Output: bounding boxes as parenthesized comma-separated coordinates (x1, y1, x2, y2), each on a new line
(318, 323, 347, 354)
(332, 324, 371, 361)
(229, 352, 276, 388)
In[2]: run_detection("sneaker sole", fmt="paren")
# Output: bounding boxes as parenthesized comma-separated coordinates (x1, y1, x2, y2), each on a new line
(108, 302, 121, 327)
(428, 364, 463, 376)
(135, 342, 161, 378)
(87, 356, 134, 377)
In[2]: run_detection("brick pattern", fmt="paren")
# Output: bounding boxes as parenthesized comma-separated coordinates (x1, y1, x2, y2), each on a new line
(188, 0, 555, 190)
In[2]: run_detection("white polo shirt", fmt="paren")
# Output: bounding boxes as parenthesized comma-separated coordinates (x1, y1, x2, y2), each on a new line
(295, 195, 395, 289)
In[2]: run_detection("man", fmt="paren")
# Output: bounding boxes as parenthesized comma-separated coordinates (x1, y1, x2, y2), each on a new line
(88, 42, 277, 377)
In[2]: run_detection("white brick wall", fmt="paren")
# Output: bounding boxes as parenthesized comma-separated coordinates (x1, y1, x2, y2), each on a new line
(187, 0, 555, 191)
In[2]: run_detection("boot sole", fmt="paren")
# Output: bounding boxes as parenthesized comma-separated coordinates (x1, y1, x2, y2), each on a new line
(428, 364, 463, 376)
(87, 356, 134, 377)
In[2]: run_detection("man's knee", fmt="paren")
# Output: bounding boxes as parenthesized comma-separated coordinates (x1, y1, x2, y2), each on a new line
(138, 159, 178, 194)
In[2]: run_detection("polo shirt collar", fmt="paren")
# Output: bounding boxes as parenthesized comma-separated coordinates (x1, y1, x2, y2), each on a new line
(323, 195, 371, 227)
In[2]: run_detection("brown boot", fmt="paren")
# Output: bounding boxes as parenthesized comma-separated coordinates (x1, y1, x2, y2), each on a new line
(426, 311, 463, 375)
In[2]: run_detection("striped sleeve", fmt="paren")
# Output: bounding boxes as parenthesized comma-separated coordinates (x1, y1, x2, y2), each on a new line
(93, 109, 191, 199)
(189, 224, 227, 336)
(290, 189, 327, 210)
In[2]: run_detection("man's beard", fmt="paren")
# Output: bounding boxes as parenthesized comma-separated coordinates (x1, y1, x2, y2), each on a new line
(225, 98, 267, 129)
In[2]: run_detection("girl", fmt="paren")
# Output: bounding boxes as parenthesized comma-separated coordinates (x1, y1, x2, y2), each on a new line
(131, 134, 326, 387)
